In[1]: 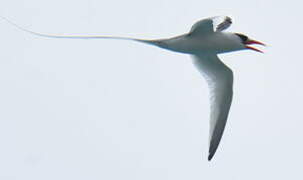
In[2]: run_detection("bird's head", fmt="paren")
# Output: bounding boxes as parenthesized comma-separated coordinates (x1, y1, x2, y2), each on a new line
(234, 33, 266, 53)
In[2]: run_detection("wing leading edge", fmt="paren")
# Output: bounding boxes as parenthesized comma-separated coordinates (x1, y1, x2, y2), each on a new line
(192, 54, 233, 161)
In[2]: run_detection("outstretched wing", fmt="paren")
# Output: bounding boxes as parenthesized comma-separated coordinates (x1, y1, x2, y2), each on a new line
(189, 16, 232, 36)
(192, 54, 233, 161)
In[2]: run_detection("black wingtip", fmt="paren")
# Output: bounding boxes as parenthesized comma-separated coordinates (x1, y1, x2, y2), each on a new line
(208, 154, 214, 161)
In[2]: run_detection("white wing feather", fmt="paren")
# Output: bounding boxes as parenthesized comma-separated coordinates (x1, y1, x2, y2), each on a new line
(190, 16, 232, 36)
(192, 54, 233, 161)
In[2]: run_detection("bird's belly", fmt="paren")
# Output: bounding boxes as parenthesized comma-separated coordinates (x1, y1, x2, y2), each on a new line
(162, 35, 241, 54)
(180, 39, 237, 54)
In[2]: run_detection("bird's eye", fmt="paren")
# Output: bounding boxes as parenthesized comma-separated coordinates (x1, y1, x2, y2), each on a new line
(235, 33, 248, 43)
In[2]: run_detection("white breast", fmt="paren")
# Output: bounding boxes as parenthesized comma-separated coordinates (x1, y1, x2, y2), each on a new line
(161, 32, 244, 54)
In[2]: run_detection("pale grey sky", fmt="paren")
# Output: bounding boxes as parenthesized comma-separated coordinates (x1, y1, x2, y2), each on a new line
(0, 0, 302, 179)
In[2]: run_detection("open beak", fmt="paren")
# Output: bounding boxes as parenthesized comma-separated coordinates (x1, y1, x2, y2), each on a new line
(245, 39, 266, 53)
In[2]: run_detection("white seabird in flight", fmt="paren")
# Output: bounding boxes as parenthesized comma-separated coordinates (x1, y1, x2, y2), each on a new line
(1, 16, 265, 161)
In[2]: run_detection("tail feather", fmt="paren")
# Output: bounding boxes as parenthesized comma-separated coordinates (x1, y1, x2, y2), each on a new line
(0, 15, 163, 47)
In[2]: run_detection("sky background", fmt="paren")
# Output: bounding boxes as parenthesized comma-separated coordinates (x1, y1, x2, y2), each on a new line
(0, 0, 302, 179)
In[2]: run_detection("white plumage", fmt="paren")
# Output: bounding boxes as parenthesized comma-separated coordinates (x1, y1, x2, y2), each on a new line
(1, 15, 265, 161)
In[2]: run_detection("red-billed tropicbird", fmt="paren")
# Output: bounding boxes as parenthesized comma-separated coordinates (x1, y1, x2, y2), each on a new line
(1, 16, 265, 161)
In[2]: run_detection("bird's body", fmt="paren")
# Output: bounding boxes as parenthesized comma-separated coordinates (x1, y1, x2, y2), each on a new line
(1, 16, 265, 161)
(148, 32, 245, 54)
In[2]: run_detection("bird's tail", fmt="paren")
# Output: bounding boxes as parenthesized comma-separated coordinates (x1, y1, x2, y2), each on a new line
(0, 16, 162, 47)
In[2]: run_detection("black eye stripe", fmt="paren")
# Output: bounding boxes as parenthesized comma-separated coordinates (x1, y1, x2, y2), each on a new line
(235, 33, 248, 43)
